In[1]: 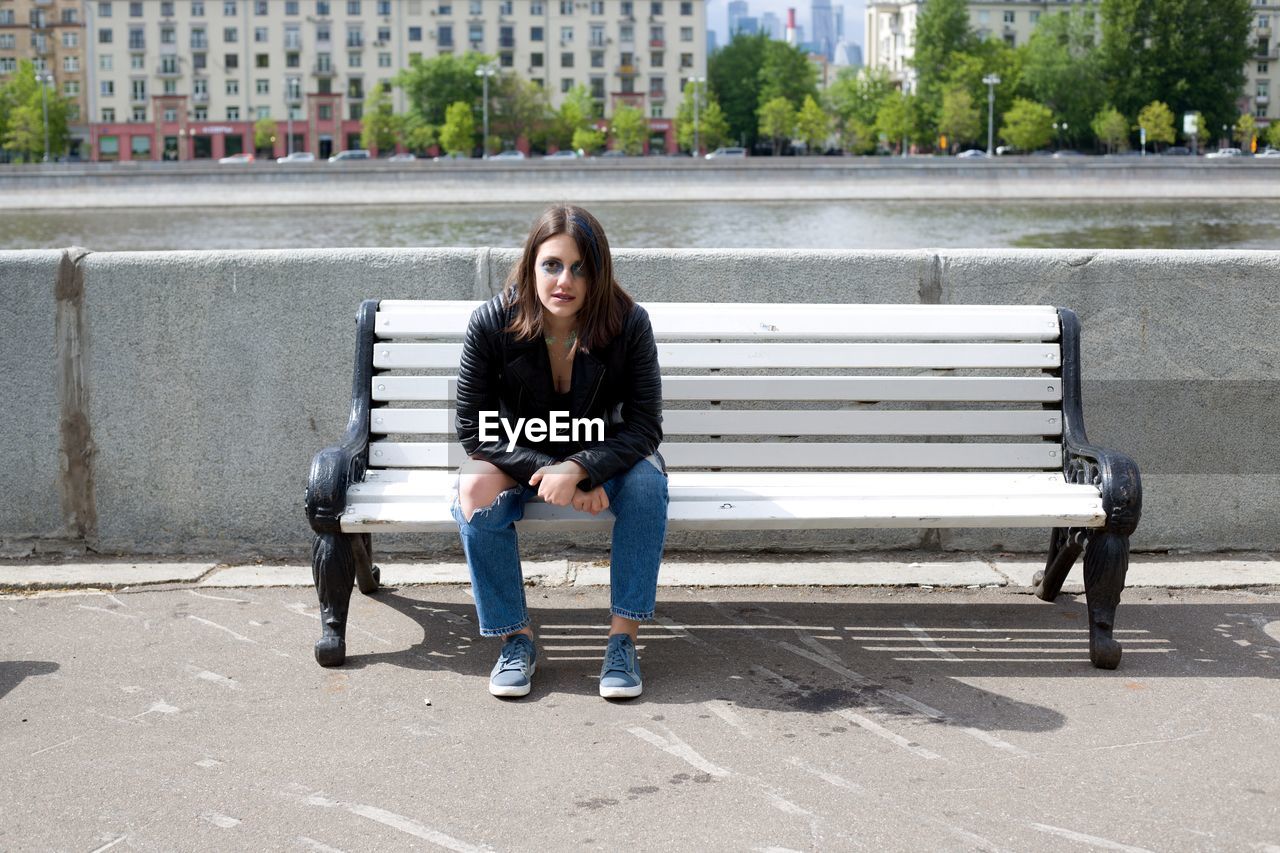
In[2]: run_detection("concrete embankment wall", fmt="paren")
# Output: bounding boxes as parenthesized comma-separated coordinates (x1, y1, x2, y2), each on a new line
(4, 159, 1280, 208)
(3, 247, 1276, 558)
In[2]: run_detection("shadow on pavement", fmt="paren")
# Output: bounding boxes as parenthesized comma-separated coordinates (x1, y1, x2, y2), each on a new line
(0, 660, 60, 702)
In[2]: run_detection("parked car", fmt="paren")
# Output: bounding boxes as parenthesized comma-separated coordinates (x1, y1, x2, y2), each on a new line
(995, 145, 1019, 156)
(705, 146, 747, 159)
(1162, 146, 1192, 156)
(489, 149, 527, 160)
(1256, 148, 1280, 158)
(599, 149, 628, 159)
(956, 149, 989, 158)
(328, 149, 371, 162)
(275, 151, 315, 164)
(543, 149, 581, 159)
(432, 151, 469, 161)
(1052, 150, 1084, 158)
(218, 152, 255, 164)
(386, 152, 417, 162)
(1206, 147, 1243, 159)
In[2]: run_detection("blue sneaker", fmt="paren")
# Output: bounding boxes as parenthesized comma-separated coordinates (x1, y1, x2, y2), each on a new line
(489, 634, 537, 697)
(599, 633, 643, 699)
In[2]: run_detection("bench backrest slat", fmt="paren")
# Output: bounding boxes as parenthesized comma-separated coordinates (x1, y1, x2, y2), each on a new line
(365, 301, 1067, 475)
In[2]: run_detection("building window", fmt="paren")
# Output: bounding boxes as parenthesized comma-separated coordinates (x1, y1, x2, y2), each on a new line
(561, 51, 574, 67)
(224, 0, 238, 14)
(256, 79, 270, 94)
(226, 79, 239, 94)
(379, 0, 392, 13)
(99, 3, 113, 17)
(163, 79, 178, 94)
(256, 53, 269, 67)
(192, 27, 208, 48)
(101, 55, 114, 71)
(561, 25, 573, 42)
(590, 77, 604, 99)
(129, 27, 145, 49)
(347, 27, 363, 47)
(1260, 63, 1270, 74)
(439, 1, 453, 13)
(194, 53, 207, 68)
(192, 1, 205, 15)
(63, 8, 80, 23)
(161, 27, 176, 44)
(680, 52, 692, 68)
(254, 27, 268, 42)
(194, 106, 208, 120)
(680, 26, 692, 41)
(285, 1, 299, 13)
(227, 106, 240, 120)
(620, 24, 633, 42)
(132, 78, 148, 100)
(161, 0, 175, 14)
(680, 1, 691, 13)
(469, 23, 483, 43)
(349, 51, 362, 66)
(377, 26, 391, 42)
(317, 24, 331, 41)
(257, 105, 271, 119)
(102, 80, 116, 97)
(590, 24, 604, 46)
(102, 108, 116, 122)
(561, 78, 573, 93)
(591, 51, 604, 67)
(317, 0, 331, 14)
(193, 78, 208, 95)
(470, 0, 482, 13)
(286, 52, 300, 67)
(319, 104, 332, 120)
(130, 2, 144, 16)
(100, 29, 114, 44)
(590, 0, 603, 12)
(649, 76, 664, 96)
(559, 0, 572, 13)
(63, 56, 81, 72)
(1003, 11, 1015, 23)
(650, 50, 663, 67)
(226, 53, 239, 68)
(64, 81, 82, 96)
(379, 52, 392, 66)
(500, 25, 514, 47)
(409, 26, 422, 40)
(530, 0, 541, 14)
(63, 31, 81, 48)
(438, 25, 453, 46)
(164, 107, 178, 121)
(256, 0, 269, 12)
(500, 51, 513, 67)
(531, 26, 543, 41)
(132, 53, 146, 69)
(531, 51, 543, 66)
(348, 0, 361, 13)
(132, 108, 147, 123)
(500, 0, 513, 13)
(650, 1, 662, 15)
(225, 27, 239, 42)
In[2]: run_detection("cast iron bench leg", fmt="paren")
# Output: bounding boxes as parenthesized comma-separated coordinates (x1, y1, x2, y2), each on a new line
(1083, 530, 1129, 670)
(312, 532, 356, 666)
(353, 532, 381, 595)
(1035, 526, 1083, 602)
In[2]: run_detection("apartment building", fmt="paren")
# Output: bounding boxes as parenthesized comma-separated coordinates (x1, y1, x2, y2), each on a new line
(864, 0, 1272, 131)
(0, 0, 90, 157)
(13, 0, 704, 161)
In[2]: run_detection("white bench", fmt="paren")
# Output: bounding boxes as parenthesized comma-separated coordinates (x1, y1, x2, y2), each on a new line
(306, 300, 1141, 669)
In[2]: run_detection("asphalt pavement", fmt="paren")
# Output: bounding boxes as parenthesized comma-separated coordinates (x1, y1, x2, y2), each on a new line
(3, 564, 1279, 852)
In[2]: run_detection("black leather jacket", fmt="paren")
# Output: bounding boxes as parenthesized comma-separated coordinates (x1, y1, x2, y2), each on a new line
(454, 293, 663, 490)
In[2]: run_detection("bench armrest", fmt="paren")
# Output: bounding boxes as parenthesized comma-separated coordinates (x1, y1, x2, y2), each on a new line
(306, 299, 378, 535)
(1058, 308, 1143, 536)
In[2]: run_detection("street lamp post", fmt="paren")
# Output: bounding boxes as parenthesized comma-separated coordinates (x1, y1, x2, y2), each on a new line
(286, 78, 293, 156)
(982, 73, 1001, 157)
(475, 63, 498, 159)
(1053, 121, 1068, 152)
(689, 75, 705, 157)
(35, 69, 54, 162)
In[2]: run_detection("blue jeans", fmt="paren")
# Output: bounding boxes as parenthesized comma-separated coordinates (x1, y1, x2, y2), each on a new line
(450, 453, 669, 637)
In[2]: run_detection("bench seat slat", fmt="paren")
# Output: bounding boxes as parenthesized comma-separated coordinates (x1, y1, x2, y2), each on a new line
(373, 342, 1062, 370)
(349, 470, 1098, 503)
(375, 301, 1061, 341)
(339, 495, 1104, 533)
(372, 376, 1063, 403)
(370, 408, 1063, 437)
(368, 440, 1061, 469)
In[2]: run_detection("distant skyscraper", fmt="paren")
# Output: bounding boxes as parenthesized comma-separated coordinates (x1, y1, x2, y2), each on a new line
(810, 0, 837, 61)
(834, 5, 845, 42)
(761, 11, 783, 39)
(708, 29, 719, 54)
(738, 15, 760, 35)
(728, 0, 749, 35)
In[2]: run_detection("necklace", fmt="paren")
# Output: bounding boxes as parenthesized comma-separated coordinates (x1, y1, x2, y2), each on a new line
(544, 329, 578, 350)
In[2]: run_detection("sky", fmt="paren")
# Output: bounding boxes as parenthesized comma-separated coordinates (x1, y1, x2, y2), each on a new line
(704, 0, 866, 53)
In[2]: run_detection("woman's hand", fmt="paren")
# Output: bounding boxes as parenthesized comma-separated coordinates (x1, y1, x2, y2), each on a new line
(529, 460, 588, 507)
(572, 485, 610, 515)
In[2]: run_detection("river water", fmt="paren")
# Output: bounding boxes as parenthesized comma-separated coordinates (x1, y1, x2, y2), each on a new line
(5, 198, 1280, 251)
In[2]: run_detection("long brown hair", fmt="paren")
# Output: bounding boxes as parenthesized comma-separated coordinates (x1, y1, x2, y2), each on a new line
(503, 204, 634, 350)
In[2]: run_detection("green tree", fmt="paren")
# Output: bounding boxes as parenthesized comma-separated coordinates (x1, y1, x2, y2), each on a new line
(940, 41, 1023, 147)
(757, 96, 796, 155)
(826, 67, 895, 154)
(0, 60, 72, 161)
(549, 84, 595, 149)
(572, 125, 605, 154)
(253, 117, 277, 152)
(360, 86, 398, 153)
(1235, 113, 1259, 152)
(439, 100, 476, 156)
(1136, 100, 1175, 150)
(610, 102, 647, 155)
(707, 31, 769, 149)
(395, 52, 489, 126)
(1099, 0, 1251, 137)
(912, 0, 975, 121)
(794, 95, 829, 154)
(1266, 119, 1280, 151)
(396, 112, 437, 153)
(758, 40, 818, 109)
(999, 98, 1055, 152)
(492, 74, 550, 150)
(676, 80, 729, 153)
(874, 91, 925, 154)
(938, 86, 981, 150)
(1020, 10, 1104, 150)
(1091, 106, 1130, 153)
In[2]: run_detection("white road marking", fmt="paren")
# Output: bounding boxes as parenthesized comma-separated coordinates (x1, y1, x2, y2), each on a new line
(703, 700, 753, 739)
(305, 794, 494, 852)
(107, 594, 128, 608)
(785, 757, 863, 793)
(627, 726, 732, 778)
(1029, 823, 1155, 852)
(297, 837, 349, 853)
(133, 700, 179, 719)
(88, 836, 128, 853)
(196, 758, 224, 768)
(1083, 731, 1209, 752)
(204, 813, 241, 829)
(188, 589, 251, 603)
(189, 615, 258, 644)
(30, 735, 83, 757)
(192, 669, 241, 690)
(777, 640, 1025, 756)
(766, 794, 813, 817)
(832, 708, 942, 760)
(76, 604, 138, 620)
(903, 621, 962, 661)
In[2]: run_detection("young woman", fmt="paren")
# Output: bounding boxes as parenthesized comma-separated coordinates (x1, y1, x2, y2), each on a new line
(451, 205, 669, 700)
